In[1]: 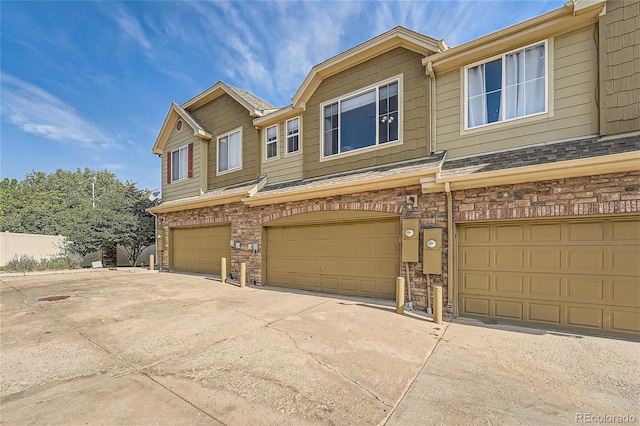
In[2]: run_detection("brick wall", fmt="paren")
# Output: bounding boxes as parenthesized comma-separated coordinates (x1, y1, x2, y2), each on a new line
(157, 170, 639, 312)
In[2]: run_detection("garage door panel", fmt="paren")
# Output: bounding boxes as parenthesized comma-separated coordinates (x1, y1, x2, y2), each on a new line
(458, 217, 639, 337)
(567, 221, 604, 242)
(267, 218, 400, 299)
(611, 220, 640, 241)
(494, 300, 524, 320)
(611, 309, 640, 334)
(495, 249, 524, 269)
(528, 303, 561, 324)
(610, 277, 640, 307)
(171, 226, 231, 274)
(529, 248, 563, 271)
(611, 247, 640, 273)
(529, 276, 562, 298)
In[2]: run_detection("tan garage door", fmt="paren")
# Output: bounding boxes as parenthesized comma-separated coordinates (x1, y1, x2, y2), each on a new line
(266, 218, 400, 299)
(171, 225, 231, 274)
(457, 217, 640, 337)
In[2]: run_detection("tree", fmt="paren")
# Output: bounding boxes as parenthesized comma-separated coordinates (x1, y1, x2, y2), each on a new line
(0, 168, 158, 266)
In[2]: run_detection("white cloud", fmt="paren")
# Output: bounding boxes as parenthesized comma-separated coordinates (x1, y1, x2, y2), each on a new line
(0, 73, 117, 149)
(114, 7, 153, 53)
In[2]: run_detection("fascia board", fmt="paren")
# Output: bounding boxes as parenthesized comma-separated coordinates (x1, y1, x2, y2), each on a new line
(253, 105, 299, 128)
(242, 167, 440, 207)
(421, 151, 640, 193)
(151, 103, 212, 155)
(147, 192, 246, 214)
(422, 3, 602, 74)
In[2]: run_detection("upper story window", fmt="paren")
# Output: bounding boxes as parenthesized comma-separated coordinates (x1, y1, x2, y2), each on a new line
(286, 117, 300, 154)
(167, 143, 192, 183)
(322, 77, 400, 158)
(465, 41, 547, 129)
(265, 124, 278, 160)
(217, 127, 242, 174)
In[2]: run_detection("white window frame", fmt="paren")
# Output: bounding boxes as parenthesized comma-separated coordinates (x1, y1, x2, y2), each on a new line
(320, 75, 403, 161)
(171, 145, 188, 182)
(285, 117, 301, 156)
(216, 127, 243, 175)
(464, 40, 548, 131)
(264, 124, 279, 161)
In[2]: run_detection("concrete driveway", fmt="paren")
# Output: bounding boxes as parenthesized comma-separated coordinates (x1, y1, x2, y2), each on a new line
(1, 270, 638, 425)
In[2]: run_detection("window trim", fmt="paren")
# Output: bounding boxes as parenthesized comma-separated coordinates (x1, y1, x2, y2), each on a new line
(264, 124, 279, 162)
(216, 127, 243, 175)
(463, 39, 549, 131)
(319, 75, 403, 161)
(170, 145, 189, 182)
(285, 116, 302, 156)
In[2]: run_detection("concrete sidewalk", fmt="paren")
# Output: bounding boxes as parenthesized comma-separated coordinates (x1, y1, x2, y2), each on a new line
(388, 318, 640, 425)
(1, 270, 446, 425)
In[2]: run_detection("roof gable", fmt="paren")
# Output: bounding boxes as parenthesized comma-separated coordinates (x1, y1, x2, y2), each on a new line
(151, 103, 212, 155)
(182, 81, 276, 115)
(292, 26, 442, 109)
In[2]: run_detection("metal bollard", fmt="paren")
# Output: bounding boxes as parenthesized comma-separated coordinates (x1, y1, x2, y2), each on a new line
(434, 285, 443, 324)
(396, 277, 405, 314)
(149, 255, 154, 271)
(240, 263, 246, 288)
(221, 257, 227, 283)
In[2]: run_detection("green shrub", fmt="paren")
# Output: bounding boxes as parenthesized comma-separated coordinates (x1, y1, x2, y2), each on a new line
(5, 254, 79, 272)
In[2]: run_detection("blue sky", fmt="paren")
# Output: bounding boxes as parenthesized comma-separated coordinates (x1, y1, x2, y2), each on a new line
(1, 0, 566, 191)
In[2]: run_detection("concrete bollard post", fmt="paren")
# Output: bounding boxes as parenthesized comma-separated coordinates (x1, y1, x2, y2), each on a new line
(396, 277, 405, 314)
(149, 255, 154, 271)
(240, 263, 246, 288)
(221, 257, 227, 283)
(434, 285, 443, 324)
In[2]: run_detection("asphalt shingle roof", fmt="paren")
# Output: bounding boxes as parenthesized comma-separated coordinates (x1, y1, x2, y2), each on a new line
(227, 85, 276, 112)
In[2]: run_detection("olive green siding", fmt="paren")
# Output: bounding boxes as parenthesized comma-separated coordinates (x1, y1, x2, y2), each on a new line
(602, 0, 640, 136)
(435, 25, 599, 158)
(161, 123, 202, 202)
(302, 47, 430, 179)
(261, 121, 304, 184)
(190, 94, 259, 190)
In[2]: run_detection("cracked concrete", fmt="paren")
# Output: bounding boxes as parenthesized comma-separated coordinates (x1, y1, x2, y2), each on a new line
(1, 269, 444, 425)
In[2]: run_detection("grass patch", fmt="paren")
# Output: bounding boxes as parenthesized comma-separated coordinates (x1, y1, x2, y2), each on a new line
(5, 254, 80, 272)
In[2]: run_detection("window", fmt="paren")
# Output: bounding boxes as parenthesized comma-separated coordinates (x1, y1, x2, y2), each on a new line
(322, 78, 400, 158)
(466, 41, 547, 129)
(168, 144, 192, 182)
(286, 117, 300, 154)
(265, 125, 278, 160)
(217, 128, 242, 174)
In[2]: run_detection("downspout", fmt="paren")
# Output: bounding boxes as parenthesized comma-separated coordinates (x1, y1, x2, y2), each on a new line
(149, 211, 158, 269)
(427, 61, 437, 155)
(445, 181, 453, 306)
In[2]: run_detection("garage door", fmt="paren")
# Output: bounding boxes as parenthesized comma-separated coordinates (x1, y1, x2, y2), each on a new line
(171, 225, 231, 274)
(457, 217, 639, 337)
(266, 218, 400, 299)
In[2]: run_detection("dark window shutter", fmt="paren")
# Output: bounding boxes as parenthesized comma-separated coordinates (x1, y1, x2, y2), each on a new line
(166, 153, 172, 184)
(188, 143, 194, 178)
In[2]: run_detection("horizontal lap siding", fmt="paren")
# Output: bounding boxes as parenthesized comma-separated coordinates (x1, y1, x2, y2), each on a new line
(162, 125, 201, 202)
(436, 25, 598, 159)
(190, 94, 259, 190)
(303, 48, 429, 179)
(261, 123, 303, 184)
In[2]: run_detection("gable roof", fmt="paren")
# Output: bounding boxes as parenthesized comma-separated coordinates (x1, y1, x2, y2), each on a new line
(181, 80, 276, 115)
(292, 26, 443, 109)
(151, 103, 212, 155)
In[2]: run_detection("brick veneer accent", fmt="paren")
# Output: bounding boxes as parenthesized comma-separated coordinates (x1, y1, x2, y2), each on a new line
(157, 170, 639, 312)
(452, 171, 640, 221)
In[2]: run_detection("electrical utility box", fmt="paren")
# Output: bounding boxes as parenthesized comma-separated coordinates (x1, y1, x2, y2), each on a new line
(401, 219, 420, 262)
(423, 228, 443, 274)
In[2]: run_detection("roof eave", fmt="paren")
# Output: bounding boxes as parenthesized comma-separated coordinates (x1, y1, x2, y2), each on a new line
(151, 103, 212, 155)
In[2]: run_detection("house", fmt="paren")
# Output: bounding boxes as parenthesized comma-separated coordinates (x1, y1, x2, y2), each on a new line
(150, 0, 639, 337)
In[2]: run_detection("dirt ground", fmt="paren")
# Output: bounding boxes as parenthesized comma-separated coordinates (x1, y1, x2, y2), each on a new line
(1, 269, 638, 425)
